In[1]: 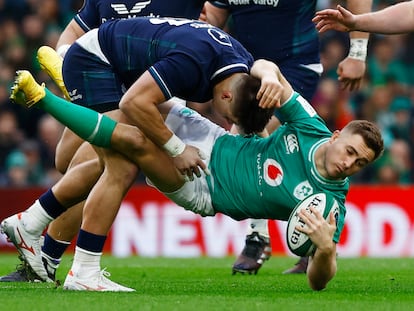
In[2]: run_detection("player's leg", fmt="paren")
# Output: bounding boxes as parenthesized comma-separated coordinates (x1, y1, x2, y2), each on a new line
(4, 83, 129, 287)
(0, 141, 98, 282)
(11, 69, 184, 190)
(40, 205, 83, 280)
(39, 141, 100, 281)
(60, 108, 139, 292)
(4, 70, 111, 281)
(63, 146, 138, 292)
(39, 44, 102, 277)
(232, 219, 271, 275)
(36, 47, 93, 281)
(55, 128, 86, 173)
(9, 70, 224, 234)
(59, 45, 141, 291)
(9, 70, 202, 199)
(63, 121, 186, 292)
(0, 154, 102, 282)
(7, 72, 201, 289)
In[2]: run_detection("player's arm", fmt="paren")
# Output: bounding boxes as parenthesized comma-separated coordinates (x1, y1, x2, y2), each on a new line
(232, 60, 287, 136)
(203, 2, 230, 28)
(349, 1, 414, 33)
(56, 19, 86, 58)
(119, 71, 207, 180)
(315, 2, 414, 34)
(249, 59, 293, 109)
(335, 0, 372, 91)
(345, 0, 371, 41)
(297, 208, 337, 291)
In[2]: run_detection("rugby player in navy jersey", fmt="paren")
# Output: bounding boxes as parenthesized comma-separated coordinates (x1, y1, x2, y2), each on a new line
(1, 17, 283, 291)
(203, 0, 372, 274)
(0, 0, 207, 283)
(6, 61, 383, 290)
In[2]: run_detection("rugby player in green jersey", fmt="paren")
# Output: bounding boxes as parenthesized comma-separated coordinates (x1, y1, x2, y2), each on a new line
(204, 0, 373, 275)
(5, 62, 383, 290)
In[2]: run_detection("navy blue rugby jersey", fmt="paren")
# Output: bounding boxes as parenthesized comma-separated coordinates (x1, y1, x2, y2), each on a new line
(209, 0, 319, 64)
(97, 17, 254, 102)
(75, 0, 206, 32)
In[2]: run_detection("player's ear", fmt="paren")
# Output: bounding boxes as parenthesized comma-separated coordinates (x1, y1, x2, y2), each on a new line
(329, 130, 341, 142)
(221, 90, 232, 100)
(329, 211, 337, 226)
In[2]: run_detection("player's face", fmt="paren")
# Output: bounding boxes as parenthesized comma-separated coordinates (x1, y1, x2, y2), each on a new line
(211, 97, 238, 125)
(323, 131, 375, 179)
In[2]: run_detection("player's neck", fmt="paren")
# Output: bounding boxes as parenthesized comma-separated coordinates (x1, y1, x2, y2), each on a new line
(314, 141, 329, 179)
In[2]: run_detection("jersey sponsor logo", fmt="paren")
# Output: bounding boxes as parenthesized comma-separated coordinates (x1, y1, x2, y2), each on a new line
(228, 0, 280, 7)
(284, 133, 299, 154)
(257, 153, 263, 195)
(293, 180, 313, 200)
(208, 28, 232, 47)
(111, 1, 151, 16)
(68, 89, 83, 101)
(150, 17, 193, 27)
(297, 95, 317, 117)
(263, 159, 283, 187)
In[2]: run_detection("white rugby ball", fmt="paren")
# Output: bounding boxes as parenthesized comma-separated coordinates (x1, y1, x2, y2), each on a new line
(286, 192, 339, 257)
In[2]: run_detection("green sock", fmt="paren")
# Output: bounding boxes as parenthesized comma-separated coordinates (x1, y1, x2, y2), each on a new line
(37, 89, 117, 148)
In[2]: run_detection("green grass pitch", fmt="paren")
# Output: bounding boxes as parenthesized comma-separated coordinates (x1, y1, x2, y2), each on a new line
(0, 254, 413, 311)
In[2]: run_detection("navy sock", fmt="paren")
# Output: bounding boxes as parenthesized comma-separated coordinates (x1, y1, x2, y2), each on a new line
(39, 189, 67, 219)
(41, 233, 70, 259)
(76, 229, 106, 253)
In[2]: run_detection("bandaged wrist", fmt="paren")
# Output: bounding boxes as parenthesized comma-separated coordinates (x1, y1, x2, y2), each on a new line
(163, 134, 186, 157)
(348, 38, 368, 61)
(57, 44, 71, 59)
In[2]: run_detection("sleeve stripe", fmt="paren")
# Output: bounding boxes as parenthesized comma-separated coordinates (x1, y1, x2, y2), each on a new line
(148, 67, 173, 99)
(211, 63, 249, 80)
(74, 15, 91, 32)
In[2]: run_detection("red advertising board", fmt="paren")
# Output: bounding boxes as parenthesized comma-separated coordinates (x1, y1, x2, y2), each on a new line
(0, 185, 413, 257)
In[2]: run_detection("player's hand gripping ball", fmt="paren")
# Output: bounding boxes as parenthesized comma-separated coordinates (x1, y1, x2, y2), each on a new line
(286, 192, 339, 257)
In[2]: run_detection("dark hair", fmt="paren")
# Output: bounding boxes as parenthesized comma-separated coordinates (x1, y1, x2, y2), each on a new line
(232, 75, 274, 134)
(342, 120, 384, 161)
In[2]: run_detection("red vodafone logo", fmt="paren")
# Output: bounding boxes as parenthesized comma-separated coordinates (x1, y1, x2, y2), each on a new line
(264, 159, 283, 187)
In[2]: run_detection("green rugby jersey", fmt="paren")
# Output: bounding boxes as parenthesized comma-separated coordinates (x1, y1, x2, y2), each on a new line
(207, 92, 348, 242)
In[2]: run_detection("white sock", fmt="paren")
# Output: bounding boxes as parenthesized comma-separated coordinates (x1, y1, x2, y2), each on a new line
(70, 246, 102, 277)
(247, 219, 269, 238)
(21, 200, 54, 235)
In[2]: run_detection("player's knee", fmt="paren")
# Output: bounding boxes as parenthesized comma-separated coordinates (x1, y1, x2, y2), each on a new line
(55, 154, 71, 174)
(121, 126, 149, 156)
(62, 143, 100, 174)
(103, 152, 139, 187)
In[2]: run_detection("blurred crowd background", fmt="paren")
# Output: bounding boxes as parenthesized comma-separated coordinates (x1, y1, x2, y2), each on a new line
(0, 0, 413, 187)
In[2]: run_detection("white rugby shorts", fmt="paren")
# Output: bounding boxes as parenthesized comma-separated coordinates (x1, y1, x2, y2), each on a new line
(149, 102, 227, 216)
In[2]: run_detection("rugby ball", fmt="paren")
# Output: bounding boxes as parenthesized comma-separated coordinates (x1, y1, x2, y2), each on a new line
(286, 192, 339, 257)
